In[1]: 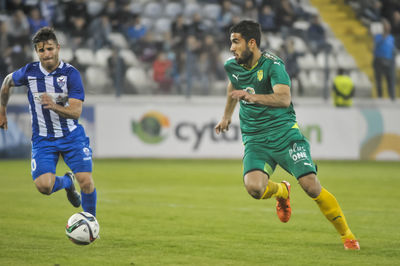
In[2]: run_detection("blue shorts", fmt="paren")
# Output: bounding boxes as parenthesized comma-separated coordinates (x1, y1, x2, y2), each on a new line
(31, 125, 93, 180)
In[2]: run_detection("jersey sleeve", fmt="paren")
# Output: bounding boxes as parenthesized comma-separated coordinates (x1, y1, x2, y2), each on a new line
(12, 64, 30, 86)
(269, 61, 291, 87)
(67, 67, 85, 101)
(224, 58, 235, 84)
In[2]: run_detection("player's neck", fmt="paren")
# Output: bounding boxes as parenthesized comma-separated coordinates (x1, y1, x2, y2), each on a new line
(243, 50, 261, 70)
(42, 61, 61, 73)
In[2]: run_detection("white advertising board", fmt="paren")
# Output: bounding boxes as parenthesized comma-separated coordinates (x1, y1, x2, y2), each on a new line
(95, 101, 400, 160)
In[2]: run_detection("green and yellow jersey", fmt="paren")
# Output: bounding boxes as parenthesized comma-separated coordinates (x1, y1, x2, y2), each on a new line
(224, 52, 299, 146)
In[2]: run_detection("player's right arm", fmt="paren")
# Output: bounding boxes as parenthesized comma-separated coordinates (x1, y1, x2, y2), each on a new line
(0, 73, 15, 130)
(215, 81, 238, 134)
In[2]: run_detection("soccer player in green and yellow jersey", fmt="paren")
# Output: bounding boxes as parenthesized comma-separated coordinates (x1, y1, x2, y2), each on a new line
(215, 20, 360, 250)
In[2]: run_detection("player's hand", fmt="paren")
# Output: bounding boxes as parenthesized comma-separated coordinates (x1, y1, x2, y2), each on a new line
(230, 90, 254, 103)
(41, 93, 56, 110)
(215, 118, 231, 134)
(0, 113, 7, 130)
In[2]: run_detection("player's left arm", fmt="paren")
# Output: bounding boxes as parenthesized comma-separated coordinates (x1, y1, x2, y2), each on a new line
(230, 84, 291, 107)
(41, 95, 82, 120)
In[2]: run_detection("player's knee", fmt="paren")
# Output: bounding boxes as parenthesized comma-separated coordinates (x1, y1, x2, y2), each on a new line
(78, 178, 94, 194)
(35, 183, 52, 195)
(299, 174, 321, 198)
(244, 183, 264, 199)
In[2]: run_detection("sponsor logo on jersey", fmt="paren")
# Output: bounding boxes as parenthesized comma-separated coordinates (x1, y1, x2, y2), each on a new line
(257, 70, 263, 81)
(232, 74, 239, 81)
(289, 142, 308, 163)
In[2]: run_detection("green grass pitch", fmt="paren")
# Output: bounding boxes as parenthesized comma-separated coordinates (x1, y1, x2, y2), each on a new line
(0, 159, 399, 265)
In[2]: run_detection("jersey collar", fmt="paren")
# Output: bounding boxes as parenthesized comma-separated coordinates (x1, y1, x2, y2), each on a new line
(39, 61, 64, 76)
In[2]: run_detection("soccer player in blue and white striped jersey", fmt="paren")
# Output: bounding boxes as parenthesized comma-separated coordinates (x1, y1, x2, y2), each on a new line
(0, 27, 97, 217)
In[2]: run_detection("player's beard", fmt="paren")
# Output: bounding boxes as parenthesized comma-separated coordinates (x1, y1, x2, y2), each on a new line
(236, 47, 253, 65)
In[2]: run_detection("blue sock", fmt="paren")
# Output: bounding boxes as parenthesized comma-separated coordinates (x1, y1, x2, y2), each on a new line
(51, 175, 72, 193)
(81, 188, 97, 217)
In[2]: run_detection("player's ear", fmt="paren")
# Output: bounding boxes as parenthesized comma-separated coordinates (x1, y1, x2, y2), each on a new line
(248, 38, 256, 48)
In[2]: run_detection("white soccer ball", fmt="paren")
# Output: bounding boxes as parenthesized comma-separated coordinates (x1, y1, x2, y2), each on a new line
(65, 212, 100, 245)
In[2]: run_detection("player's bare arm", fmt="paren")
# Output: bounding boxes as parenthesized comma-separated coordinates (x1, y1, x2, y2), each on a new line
(41, 94, 82, 120)
(215, 81, 238, 134)
(0, 73, 15, 130)
(231, 84, 291, 108)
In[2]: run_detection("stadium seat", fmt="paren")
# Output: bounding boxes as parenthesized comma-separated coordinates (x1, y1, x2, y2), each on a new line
(119, 49, 140, 67)
(350, 70, 372, 97)
(75, 48, 95, 66)
(95, 48, 112, 67)
(125, 67, 157, 94)
(60, 48, 73, 63)
(265, 34, 283, 52)
(85, 66, 112, 94)
(107, 32, 128, 49)
(202, 4, 221, 21)
(143, 2, 163, 18)
(184, 2, 201, 18)
(370, 22, 383, 35)
(316, 52, 338, 70)
(154, 18, 172, 34)
(87, 1, 104, 17)
(130, 2, 143, 14)
(165, 2, 183, 18)
(336, 51, 357, 70)
(292, 36, 307, 53)
(298, 53, 317, 70)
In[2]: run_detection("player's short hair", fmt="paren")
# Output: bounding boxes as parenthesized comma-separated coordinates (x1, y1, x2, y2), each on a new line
(32, 27, 58, 48)
(229, 20, 261, 47)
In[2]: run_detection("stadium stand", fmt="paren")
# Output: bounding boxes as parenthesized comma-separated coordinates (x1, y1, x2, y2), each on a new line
(1, 0, 397, 99)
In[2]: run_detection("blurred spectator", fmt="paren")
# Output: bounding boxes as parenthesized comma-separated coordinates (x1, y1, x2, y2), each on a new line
(279, 39, 303, 95)
(136, 31, 161, 63)
(391, 10, 400, 49)
(39, 0, 58, 26)
(0, 21, 10, 84)
(7, 9, 30, 46)
(101, 0, 121, 31)
(373, 18, 396, 100)
(88, 13, 111, 51)
(124, 14, 147, 48)
(275, 0, 295, 36)
(69, 16, 88, 49)
(242, 0, 258, 21)
(5, 0, 28, 14)
(152, 51, 174, 94)
(65, 0, 88, 25)
(361, 0, 382, 22)
(187, 13, 206, 38)
(27, 7, 49, 36)
(0, 21, 11, 58)
(171, 14, 188, 82)
(184, 35, 202, 97)
(218, 0, 235, 31)
(307, 15, 327, 54)
(332, 68, 354, 107)
(107, 46, 127, 97)
(259, 5, 277, 32)
(203, 34, 225, 81)
(10, 44, 31, 70)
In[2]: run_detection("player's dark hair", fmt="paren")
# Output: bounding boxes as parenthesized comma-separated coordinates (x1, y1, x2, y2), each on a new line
(32, 27, 58, 48)
(229, 20, 261, 47)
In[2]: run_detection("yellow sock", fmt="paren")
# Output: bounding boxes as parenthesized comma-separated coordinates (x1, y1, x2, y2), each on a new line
(261, 181, 288, 199)
(313, 188, 356, 242)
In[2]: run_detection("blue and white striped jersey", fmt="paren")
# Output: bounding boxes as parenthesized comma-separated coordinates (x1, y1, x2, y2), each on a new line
(12, 61, 85, 139)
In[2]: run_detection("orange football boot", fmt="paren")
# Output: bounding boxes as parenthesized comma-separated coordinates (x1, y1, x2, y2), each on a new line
(276, 181, 291, 223)
(343, 239, 360, 250)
